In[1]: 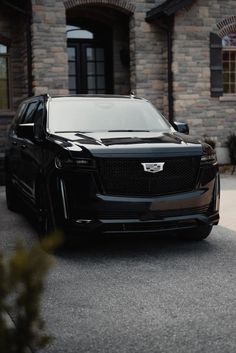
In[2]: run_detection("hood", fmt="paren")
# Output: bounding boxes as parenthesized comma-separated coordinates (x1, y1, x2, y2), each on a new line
(52, 131, 203, 158)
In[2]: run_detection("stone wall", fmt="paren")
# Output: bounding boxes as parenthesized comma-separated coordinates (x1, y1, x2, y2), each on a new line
(0, 6, 29, 111)
(129, 0, 167, 111)
(29, 0, 168, 110)
(113, 21, 130, 95)
(173, 0, 236, 153)
(0, 5, 29, 184)
(31, 0, 69, 96)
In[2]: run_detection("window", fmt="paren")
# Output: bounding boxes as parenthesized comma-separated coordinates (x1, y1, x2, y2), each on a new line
(21, 101, 39, 124)
(0, 43, 10, 109)
(66, 22, 112, 94)
(66, 26, 94, 40)
(222, 33, 236, 94)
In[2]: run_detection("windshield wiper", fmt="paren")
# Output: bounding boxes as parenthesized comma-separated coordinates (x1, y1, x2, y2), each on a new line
(108, 130, 150, 132)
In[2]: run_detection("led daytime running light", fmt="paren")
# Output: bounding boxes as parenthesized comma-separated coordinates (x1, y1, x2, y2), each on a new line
(55, 157, 93, 169)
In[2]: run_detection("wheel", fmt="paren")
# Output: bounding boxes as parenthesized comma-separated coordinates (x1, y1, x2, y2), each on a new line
(36, 183, 55, 236)
(178, 225, 213, 241)
(5, 172, 20, 212)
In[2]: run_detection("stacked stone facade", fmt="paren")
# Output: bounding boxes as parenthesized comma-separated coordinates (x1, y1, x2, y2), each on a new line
(173, 0, 236, 162)
(130, 0, 167, 110)
(0, 6, 29, 110)
(0, 4, 29, 182)
(1, 0, 236, 184)
(31, 0, 69, 95)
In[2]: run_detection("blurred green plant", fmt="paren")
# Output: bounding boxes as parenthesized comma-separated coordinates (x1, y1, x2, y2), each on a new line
(0, 233, 62, 353)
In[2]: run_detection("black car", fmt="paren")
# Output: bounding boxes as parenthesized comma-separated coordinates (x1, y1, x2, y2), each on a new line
(5, 94, 220, 240)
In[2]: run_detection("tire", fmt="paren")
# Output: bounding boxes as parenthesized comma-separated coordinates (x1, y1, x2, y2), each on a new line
(5, 173, 20, 212)
(178, 225, 213, 241)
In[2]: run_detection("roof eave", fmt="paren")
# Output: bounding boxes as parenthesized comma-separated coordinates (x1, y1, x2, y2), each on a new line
(146, 0, 194, 23)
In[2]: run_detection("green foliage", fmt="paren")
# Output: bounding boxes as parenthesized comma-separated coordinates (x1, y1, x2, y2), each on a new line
(226, 133, 236, 165)
(0, 233, 62, 353)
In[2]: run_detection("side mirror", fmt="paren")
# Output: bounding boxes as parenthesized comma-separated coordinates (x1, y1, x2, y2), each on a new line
(172, 121, 189, 135)
(17, 124, 34, 140)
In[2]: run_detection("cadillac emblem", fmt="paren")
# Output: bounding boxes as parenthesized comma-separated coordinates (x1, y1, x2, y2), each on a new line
(141, 162, 165, 173)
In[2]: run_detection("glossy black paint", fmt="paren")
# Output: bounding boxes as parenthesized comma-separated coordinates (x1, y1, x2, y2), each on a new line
(5, 95, 220, 237)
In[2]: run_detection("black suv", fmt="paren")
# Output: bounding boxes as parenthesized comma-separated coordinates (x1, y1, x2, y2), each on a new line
(5, 95, 220, 240)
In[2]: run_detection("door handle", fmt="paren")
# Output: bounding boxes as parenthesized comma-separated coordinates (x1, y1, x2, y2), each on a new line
(21, 144, 27, 149)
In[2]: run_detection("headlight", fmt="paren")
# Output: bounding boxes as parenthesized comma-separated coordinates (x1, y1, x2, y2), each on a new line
(55, 157, 95, 169)
(201, 143, 217, 164)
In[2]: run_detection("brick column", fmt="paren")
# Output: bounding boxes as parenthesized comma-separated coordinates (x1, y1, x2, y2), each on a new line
(31, 0, 69, 95)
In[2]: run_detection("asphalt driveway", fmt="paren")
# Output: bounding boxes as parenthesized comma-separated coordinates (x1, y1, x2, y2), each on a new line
(0, 175, 236, 353)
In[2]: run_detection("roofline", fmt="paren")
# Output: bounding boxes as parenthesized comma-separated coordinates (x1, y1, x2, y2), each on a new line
(146, 0, 194, 22)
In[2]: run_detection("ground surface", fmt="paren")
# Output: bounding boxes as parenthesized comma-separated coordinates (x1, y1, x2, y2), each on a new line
(0, 176, 236, 353)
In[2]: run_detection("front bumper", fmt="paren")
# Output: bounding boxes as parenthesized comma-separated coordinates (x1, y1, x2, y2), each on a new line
(58, 174, 220, 235)
(64, 212, 219, 235)
(51, 157, 220, 235)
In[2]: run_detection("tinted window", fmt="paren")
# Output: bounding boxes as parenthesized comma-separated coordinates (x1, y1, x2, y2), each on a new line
(15, 103, 27, 124)
(22, 101, 39, 124)
(11, 103, 27, 130)
(34, 101, 44, 121)
(48, 99, 170, 133)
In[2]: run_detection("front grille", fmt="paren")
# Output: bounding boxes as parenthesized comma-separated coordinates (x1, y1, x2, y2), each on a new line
(97, 157, 200, 196)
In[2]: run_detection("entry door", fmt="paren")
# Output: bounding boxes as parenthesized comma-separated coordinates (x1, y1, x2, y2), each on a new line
(68, 42, 112, 94)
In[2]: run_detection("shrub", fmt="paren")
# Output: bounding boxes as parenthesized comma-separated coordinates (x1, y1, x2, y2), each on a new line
(0, 234, 62, 353)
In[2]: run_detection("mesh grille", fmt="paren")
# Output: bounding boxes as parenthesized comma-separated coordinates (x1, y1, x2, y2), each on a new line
(97, 157, 200, 196)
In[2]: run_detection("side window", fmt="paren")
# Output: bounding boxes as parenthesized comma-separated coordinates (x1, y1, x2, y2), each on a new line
(222, 33, 236, 94)
(34, 101, 45, 140)
(11, 103, 27, 132)
(34, 101, 44, 122)
(21, 101, 39, 124)
(210, 32, 223, 97)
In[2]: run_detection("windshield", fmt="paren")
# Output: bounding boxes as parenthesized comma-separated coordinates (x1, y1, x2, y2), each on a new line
(48, 98, 170, 133)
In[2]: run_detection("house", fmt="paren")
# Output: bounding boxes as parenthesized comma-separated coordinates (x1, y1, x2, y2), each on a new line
(0, 0, 236, 183)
